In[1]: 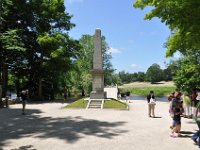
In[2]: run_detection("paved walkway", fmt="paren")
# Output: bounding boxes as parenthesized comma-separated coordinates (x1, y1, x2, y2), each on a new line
(0, 100, 199, 150)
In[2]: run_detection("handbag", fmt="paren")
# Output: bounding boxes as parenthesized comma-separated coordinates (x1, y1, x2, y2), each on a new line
(150, 98, 156, 105)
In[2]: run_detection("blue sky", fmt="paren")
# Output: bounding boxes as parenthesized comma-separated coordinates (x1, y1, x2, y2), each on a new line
(64, 0, 178, 73)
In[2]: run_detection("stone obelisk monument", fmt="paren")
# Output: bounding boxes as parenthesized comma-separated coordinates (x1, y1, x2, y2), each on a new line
(90, 29, 105, 99)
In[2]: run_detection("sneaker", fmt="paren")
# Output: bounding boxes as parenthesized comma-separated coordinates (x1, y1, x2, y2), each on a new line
(170, 133, 177, 138)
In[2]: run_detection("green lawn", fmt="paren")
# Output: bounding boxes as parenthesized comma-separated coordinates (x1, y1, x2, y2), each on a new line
(104, 99, 127, 109)
(64, 99, 88, 108)
(120, 86, 176, 97)
(64, 98, 127, 109)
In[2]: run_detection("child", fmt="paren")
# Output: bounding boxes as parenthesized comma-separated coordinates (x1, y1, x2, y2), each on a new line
(170, 102, 183, 137)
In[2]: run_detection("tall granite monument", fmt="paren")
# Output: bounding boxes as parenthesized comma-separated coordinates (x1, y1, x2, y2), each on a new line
(90, 29, 105, 99)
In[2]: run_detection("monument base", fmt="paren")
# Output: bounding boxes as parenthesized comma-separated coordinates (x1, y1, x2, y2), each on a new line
(90, 90, 106, 99)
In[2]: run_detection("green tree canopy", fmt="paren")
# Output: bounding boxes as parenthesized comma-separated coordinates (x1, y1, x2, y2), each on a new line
(133, 0, 200, 57)
(0, 0, 79, 101)
(133, 0, 200, 89)
(145, 63, 163, 83)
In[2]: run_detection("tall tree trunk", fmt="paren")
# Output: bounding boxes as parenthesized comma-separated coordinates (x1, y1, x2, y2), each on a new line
(0, 63, 8, 107)
(2, 63, 8, 97)
(50, 82, 54, 100)
(38, 78, 42, 99)
(0, 64, 3, 107)
(16, 77, 20, 97)
(0, 84, 3, 107)
(81, 88, 85, 96)
(28, 70, 34, 99)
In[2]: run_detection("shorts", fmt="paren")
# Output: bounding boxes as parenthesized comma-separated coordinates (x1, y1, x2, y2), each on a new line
(173, 119, 181, 125)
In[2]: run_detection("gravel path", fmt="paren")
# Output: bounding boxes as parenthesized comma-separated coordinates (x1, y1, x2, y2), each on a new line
(0, 100, 199, 150)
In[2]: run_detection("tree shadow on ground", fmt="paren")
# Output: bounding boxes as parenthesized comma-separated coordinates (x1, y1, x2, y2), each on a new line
(0, 108, 127, 148)
(179, 131, 195, 138)
(11, 145, 36, 150)
(27, 98, 78, 105)
(151, 82, 164, 85)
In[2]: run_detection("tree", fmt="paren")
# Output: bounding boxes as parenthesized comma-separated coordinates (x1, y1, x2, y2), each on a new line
(137, 72, 145, 82)
(0, 0, 78, 101)
(145, 64, 163, 83)
(170, 56, 200, 91)
(0, 0, 28, 106)
(26, 0, 76, 99)
(133, 0, 200, 57)
(72, 35, 93, 96)
(118, 71, 129, 83)
(133, 0, 200, 89)
(102, 36, 116, 86)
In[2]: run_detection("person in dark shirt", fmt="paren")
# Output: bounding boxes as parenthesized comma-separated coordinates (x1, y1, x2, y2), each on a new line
(170, 102, 183, 137)
(64, 90, 67, 101)
(21, 90, 28, 115)
(147, 90, 156, 118)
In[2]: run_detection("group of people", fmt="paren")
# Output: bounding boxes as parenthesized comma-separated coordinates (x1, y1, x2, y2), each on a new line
(168, 89, 200, 118)
(146, 88, 200, 147)
(167, 88, 200, 147)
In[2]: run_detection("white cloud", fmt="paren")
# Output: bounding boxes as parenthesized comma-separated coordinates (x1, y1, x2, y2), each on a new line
(107, 47, 121, 54)
(130, 64, 143, 72)
(66, 0, 83, 4)
(131, 64, 141, 69)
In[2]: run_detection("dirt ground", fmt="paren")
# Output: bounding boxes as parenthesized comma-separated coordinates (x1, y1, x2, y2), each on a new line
(0, 100, 199, 150)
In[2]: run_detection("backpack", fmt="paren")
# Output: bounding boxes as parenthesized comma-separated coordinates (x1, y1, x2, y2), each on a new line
(169, 98, 181, 116)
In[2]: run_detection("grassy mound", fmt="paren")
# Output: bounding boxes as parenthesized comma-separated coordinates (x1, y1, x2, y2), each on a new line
(104, 99, 127, 109)
(64, 98, 127, 109)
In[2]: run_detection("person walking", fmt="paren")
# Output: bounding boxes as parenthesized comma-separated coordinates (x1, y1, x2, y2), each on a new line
(182, 92, 191, 118)
(170, 102, 183, 138)
(21, 90, 28, 115)
(195, 89, 200, 116)
(64, 90, 67, 101)
(191, 89, 198, 117)
(147, 90, 156, 118)
(125, 91, 130, 103)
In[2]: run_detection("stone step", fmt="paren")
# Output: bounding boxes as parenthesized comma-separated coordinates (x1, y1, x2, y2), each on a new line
(86, 99, 104, 109)
(90, 103, 101, 106)
(90, 102, 102, 105)
(88, 105, 101, 108)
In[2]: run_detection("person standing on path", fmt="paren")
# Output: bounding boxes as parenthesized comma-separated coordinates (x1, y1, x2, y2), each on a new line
(191, 89, 198, 117)
(147, 90, 156, 118)
(182, 92, 191, 118)
(64, 90, 67, 102)
(21, 90, 28, 115)
(125, 91, 130, 103)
